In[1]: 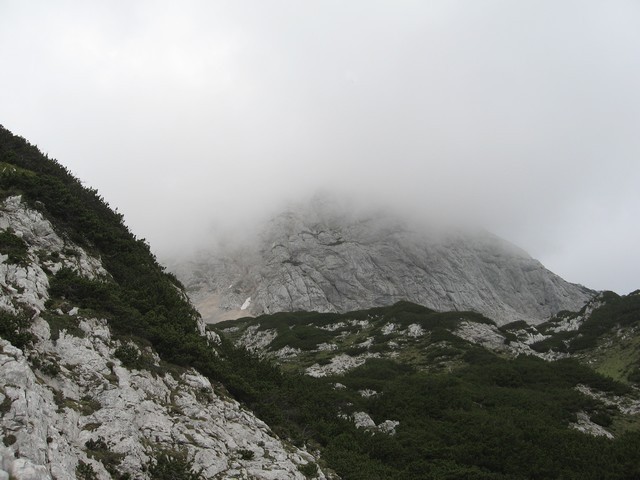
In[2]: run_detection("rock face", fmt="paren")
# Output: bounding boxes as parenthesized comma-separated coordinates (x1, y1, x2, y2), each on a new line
(0, 195, 107, 315)
(0, 196, 326, 480)
(175, 196, 594, 325)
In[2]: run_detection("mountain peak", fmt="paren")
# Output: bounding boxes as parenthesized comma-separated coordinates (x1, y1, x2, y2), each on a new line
(174, 196, 594, 325)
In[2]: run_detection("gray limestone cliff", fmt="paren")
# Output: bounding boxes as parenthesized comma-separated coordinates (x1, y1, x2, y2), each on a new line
(174, 196, 594, 325)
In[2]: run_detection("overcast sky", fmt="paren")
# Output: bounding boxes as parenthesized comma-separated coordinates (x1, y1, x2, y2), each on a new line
(1, 1, 639, 294)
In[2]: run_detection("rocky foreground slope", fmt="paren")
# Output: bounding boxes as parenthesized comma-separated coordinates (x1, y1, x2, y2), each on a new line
(0, 125, 330, 480)
(175, 196, 594, 325)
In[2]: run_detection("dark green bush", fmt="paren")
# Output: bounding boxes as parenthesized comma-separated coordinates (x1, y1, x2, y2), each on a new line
(40, 360, 61, 377)
(76, 461, 98, 480)
(0, 228, 28, 265)
(147, 449, 202, 480)
(269, 324, 334, 351)
(590, 410, 613, 428)
(0, 310, 34, 349)
(237, 448, 255, 460)
(42, 313, 84, 341)
(2, 434, 16, 446)
(114, 343, 140, 368)
(84, 437, 124, 476)
(299, 461, 319, 477)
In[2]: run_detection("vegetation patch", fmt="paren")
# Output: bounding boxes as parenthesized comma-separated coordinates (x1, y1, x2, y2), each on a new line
(568, 292, 639, 352)
(0, 310, 34, 349)
(269, 324, 335, 351)
(530, 330, 575, 353)
(237, 448, 255, 460)
(114, 343, 141, 368)
(39, 359, 61, 377)
(0, 228, 29, 265)
(147, 448, 203, 480)
(42, 312, 84, 341)
(299, 461, 319, 477)
(75, 460, 98, 480)
(55, 393, 101, 416)
(0, 391, 11, 415)
(85, 437, 126, 478)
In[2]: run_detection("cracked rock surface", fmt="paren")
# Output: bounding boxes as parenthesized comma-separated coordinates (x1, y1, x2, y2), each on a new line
(173, 196, 594, 325)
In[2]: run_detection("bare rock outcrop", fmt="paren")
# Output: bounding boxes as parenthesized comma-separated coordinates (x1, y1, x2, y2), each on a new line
(176, 196, 594, 325)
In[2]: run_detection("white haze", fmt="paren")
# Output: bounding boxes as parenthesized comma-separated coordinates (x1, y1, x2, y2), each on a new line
(1, 1, 639, 294)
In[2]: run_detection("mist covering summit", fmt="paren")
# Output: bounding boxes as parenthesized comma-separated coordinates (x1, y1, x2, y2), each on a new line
(173, 196, 594, 325)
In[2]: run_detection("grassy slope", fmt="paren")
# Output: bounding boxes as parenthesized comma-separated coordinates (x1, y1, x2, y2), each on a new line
(530, 291, 640, 384)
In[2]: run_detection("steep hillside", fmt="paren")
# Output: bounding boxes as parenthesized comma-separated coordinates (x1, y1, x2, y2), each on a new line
(523, 290, 640, 384)
(175, 195, 594, 325)
(0, 127, 328, 479)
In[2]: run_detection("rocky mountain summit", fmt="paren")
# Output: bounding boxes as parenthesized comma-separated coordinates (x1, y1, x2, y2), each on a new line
(175, 195, 594, 325)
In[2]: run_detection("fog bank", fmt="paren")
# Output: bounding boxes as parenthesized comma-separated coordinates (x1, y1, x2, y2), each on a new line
(1, 1, 639, 293)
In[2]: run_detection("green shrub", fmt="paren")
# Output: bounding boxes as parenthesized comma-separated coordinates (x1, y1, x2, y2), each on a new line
(42, 313, 84, 341)
(590, 410, 613, 427)
(269, 324, 335, 351)
(40, 360, 61, 377)
(114, 343, 140, 368)
(85, 437, 125, 477)
(0, 310, 34, 349)
(147, 449, 203, 480)
(299, 461, 319, 477)
(76, 461, 98, 480)
(0, 392, 11, 415)
(0, 228, 28, 265)
(237, 448, 255, 460)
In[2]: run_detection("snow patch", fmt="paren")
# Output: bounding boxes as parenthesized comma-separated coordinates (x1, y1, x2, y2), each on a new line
(240, 297, 251, 310)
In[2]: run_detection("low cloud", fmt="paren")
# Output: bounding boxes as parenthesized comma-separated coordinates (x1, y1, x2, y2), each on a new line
(1, 0, 638, 293)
